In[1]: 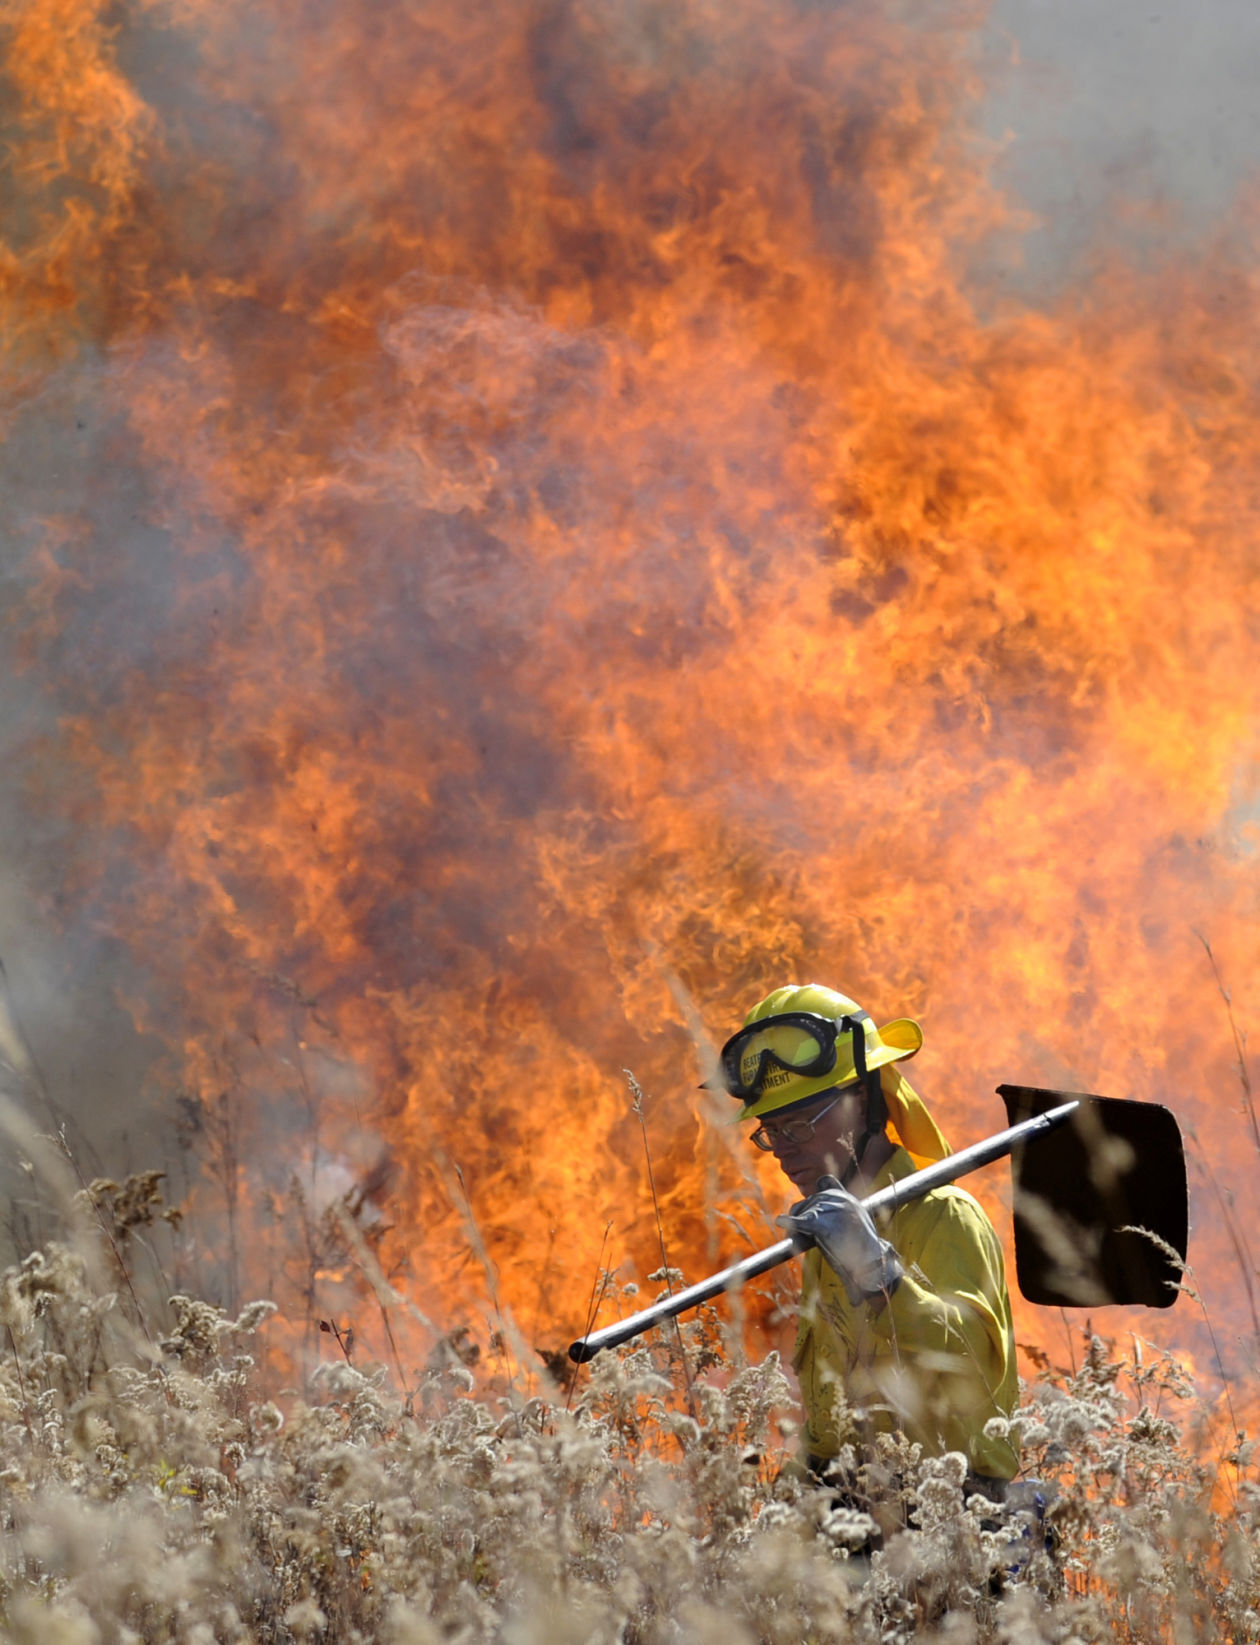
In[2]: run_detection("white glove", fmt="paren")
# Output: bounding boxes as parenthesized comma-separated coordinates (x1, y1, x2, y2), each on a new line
(777, 1174, 904, 1305)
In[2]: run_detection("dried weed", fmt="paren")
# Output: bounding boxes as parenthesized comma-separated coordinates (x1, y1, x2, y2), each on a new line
(0, 1221, 1253, 1643)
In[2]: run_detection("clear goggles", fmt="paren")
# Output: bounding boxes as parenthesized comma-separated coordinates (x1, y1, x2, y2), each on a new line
(717, 1011, 870, 1102)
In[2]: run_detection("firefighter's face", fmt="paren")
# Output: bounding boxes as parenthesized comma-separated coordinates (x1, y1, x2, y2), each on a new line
(757, 1085, 867, 1194)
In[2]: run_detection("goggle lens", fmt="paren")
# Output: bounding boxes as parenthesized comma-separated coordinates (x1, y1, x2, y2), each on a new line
(737, 1022, 826, 1088)
(719, 1011, 852, 1100)
(717, 1010, 871, 1102)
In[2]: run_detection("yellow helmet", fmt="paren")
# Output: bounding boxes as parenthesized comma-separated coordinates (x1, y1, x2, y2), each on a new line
(720, 983, 923, 1122)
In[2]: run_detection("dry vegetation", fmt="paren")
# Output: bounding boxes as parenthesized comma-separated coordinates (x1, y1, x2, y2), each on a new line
(0, 1149, 1256, 1645)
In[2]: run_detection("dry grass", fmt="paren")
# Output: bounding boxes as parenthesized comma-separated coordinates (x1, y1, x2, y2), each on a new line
(0, 1017, 1254, 1644)
(0, 1193, 1256, 1645)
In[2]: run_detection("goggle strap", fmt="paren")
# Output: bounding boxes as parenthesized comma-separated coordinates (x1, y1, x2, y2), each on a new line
(836, 1015, 888, 1187)
(841, 1015, 867, 1084)
(864, 1068, 887, 1131)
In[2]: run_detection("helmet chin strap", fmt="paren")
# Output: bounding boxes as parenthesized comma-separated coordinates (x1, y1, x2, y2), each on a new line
(836, 1015, 888, 1189)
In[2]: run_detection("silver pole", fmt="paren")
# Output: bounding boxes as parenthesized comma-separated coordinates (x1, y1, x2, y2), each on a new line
(568, 1100, 1079, 1363)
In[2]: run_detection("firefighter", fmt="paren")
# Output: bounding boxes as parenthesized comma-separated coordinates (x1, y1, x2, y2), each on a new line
(716, 983, 1019, 1493)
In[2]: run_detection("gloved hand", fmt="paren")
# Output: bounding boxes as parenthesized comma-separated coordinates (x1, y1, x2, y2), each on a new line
(776, 1175, 904, 1306)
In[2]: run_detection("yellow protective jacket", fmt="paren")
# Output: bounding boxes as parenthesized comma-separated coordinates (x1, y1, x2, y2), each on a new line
(794, 1146, 1020, 1480)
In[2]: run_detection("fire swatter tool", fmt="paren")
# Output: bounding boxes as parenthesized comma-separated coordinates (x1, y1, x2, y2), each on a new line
(996, 1084, 1188, 1309)
(568, 1092, 1188, 1363)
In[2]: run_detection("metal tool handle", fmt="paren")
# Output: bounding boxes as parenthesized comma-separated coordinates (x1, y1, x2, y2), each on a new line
(568, 1100, 1079, 1363)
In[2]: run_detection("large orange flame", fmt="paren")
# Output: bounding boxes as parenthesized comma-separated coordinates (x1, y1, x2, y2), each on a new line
(4, 0, 1259, 1391)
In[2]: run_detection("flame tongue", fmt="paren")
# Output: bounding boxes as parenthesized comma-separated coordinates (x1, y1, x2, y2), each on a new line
(3, 0, 1258, 1375)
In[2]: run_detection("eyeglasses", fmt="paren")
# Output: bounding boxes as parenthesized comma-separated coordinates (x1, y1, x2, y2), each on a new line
(717, 1011, 870, 1102)
(749, 1092, 846, 1153)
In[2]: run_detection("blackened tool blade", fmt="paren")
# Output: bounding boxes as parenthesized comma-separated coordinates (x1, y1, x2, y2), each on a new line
(998, 1084, 1187, 1309)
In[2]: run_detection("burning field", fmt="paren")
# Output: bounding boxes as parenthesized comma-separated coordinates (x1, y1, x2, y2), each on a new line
(2, 0, 1260, 1625)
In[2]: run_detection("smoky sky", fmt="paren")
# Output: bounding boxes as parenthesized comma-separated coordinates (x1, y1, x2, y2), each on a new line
(983, 0, 1260, 294)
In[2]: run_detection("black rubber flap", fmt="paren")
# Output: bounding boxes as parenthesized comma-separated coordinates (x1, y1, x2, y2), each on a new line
(998, 1085, 1188, 1309)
